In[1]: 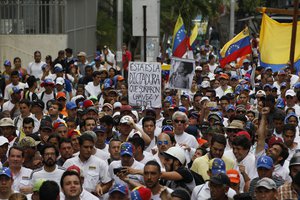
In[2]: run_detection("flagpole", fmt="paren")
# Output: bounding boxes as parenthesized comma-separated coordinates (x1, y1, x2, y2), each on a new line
(289, 0, 299, 71)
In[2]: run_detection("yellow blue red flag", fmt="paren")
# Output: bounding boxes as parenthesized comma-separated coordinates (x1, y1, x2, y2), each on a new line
(172, 15, 188, 57)
(219, 27, 251, 67)
(188, 24, 199, 49)
(260, 13, 300, 72)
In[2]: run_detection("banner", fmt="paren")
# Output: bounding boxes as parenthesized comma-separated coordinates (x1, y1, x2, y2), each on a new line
(260, 13, 300, 72)
(167, 57, 195, 90)
(128, 62, 161, 107)
(219, 27, 251, 67)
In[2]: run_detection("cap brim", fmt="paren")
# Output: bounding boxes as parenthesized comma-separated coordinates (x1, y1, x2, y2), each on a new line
(257, 164, 272, 170)
(211, 169, 226, 176)
(0, 173, 11, 178)
(120, 151, 133, 157)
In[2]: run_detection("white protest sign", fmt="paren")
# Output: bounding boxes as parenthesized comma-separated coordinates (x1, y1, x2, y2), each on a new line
(128, 62, 161, 107)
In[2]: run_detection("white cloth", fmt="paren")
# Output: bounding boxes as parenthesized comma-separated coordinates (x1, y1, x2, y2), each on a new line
(4, 82, 26, 101)
(27, 61, 46, 78)
(12, 167, 32, 192)
(30, 165, 65, 187)
(174, 132, 199, 149)
(85, 82, 101, 97)
(63, 155, 111, 193)
(14, 113, 40, 133)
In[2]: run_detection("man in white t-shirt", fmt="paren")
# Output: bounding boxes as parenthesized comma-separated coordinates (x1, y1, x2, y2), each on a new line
(85, 71, 102, 97)
(27, 51, 46, 78)
(4, 71, 26, 101)
(39, 78, 56, 108)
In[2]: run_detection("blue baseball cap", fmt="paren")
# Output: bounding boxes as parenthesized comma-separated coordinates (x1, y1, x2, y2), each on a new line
(66, 102, 77, 110)
(230, 75, 239, 80)
(265, 67, 272, 72)
(210, 158, 226, 175)
(93, 125, 106, 133)
(120, 142, 133, 157)
(12, 86, 22, 93)
(3, 60, 11, 66)
(162, 125, 174, 133)
(178, 106, 187, 113)
(109, 183, 129, 195)
(257, 156, 273, 169)
(294, 82, 300, 89)
(263, 84, 273, 89)
(53, 64, 63, 73)
(94, 56, 101, 61)
(226, 104, 235, 112)
(280, 82, 287, 88)
(0, 167, 12, 178)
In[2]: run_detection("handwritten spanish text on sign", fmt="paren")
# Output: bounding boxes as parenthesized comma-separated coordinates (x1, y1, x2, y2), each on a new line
(128, 62, 161, 107)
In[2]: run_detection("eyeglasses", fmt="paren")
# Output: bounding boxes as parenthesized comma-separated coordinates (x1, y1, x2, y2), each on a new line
(174, 119, 186, 124)
(157, 141, 169, 145)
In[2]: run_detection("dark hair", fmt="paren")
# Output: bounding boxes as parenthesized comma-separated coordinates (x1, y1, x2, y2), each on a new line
(233, 192, 252, 200)
(234, 115, 247, 123)
(65, 48, 73, 54)
(78, 134, 94, 146)
(265, 94, 276, 104)
(128, 136, 145, 151)
(93, 71, 101, 77)
(283, 124, 296, 136)
(23, 117, 34, 127)
(13, 57, 21, 63)
(27, 75, 37, 88)
(58, 138, 72, 149)
(272, 142, 289, 166)
(8, 145, 24, 157)
(273, 112, 286, 121)
(47, 134, 61, 143)
(52, 101, 63, 111)
(40, 143, 59, 157)
(193, 92, 203, 101)
(99, 115, 114, 126)
(39, 180, 60, 200)
(60, 170, 81, 188)
(34, 50, 41, 56)
(232, 135, 251, 150)
(220, 96, 230, 102)
(19, 99, 31, 107)
(10, 70, 19, 77)
(210, 133, 227, 147)
(8, 193, 27, 200)
(145, 160, 161, 173)
(142, 116, 156, 127)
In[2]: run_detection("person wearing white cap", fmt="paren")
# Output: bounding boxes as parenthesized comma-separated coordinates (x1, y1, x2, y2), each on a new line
(77, 51, 89, 76)
(285, 89, 300, 116)
(0, 136, 8, 168)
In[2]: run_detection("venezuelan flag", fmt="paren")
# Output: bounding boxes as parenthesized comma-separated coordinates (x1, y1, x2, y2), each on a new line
(172, 15, 188, 57)
(219, 27, 252, 67)
(188, 24, 199, 50)
(260, 13, 300, 72)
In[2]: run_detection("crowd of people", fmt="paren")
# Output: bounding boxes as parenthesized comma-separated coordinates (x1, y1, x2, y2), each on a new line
(0, 36, 299, 200)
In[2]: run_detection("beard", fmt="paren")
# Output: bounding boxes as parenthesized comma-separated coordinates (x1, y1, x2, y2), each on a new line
(43, 158, 56, 167)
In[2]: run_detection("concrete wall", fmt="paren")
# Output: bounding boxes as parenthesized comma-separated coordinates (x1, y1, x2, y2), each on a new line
(0, 34, 67, 71)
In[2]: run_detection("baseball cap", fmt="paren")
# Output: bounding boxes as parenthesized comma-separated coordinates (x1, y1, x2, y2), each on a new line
(93, 125, 106, 133)
(53, 121, 67, 130)
(268, 136, 283, 147)
(227, 169, 240, 184)
(278, 70, 286, 75)
(161, 125, 174, 134)
(53, 64, 63, 73)
(200, 81, 210, 88)
(67, 129, 81, 138)
(256, 90, 266, 97)
(11, 86, 22, 94)
(84, 107, 98, 115)
(195, 66, 202, 71)
(130, 186, 152, 200)
(102, 103, 113, 111)
(67, 165, 83, 177)
(33, 179, 45, 192)
(236, 131, 251, 141)
(94, 56, 101, 61)
(55, 77, 65, 85)
(236, 104, 246, 112)
(256, 177, 277, 190)
(265, 67, 272, 72)
(0, 136, 9, 146)
(171, 189, 190, 200)
(0, 167, 12, 178)
(209, 158, 226, 175)
(120, 142, 134, 157)
(56, 92, 67, 100)
(230, 75, 239, 80)
(294, 82, 300, 89)
(188, 111, 199, 119)
(200, 96, 210, 103)
(226, 104, 235, 112)
(257, 155, 273, 169)
(3, 60, 11, 66)
(120, 115, 133, 124)
(83, 100, 94, 108)
(32, 99, 45, 110)
(66, 102, 77, 110)
(210, 173, 230, 185)
(226, 120, 244, 130)
(40, 115, 53, 130)
(18, 136, 40, 148)
(0, 118, 14, 127)
(243, 59, 250, 64)
(280, 82, 287, 88)
(77, 52, 87, 57)
(109, 183, 129, 195)
(263, 84, 273, 90)
(113, 102, 122, 109)
(285, 89, 296, 97)
(219, 74, 229, 80)
(41, 78, 55, 87)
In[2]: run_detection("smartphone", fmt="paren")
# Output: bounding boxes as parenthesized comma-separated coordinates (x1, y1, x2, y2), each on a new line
(113, 167, 126, 175)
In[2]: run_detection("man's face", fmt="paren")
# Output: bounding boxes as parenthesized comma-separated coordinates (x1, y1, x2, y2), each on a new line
(62, 175, 82, 199)
(143, 121, 155, 136)
(85, 111, 98, 121)
(67, 109, 77, 119)
(23, 123, 34, 135)
(119, 123, 132, 136)
(289, 165, 300, 179)
(40, 128, 53, 143)
(20, 103, 30, 117)
(220, 100, 229, 110)
(209, 182, 227, 200)
(56, 126, 68, 138)
(210, 142, 225, 159)
(84, 119, 96, 131)
(109, 141, 121, 160)
(193, 96, 201, 110)
(59, 142, 73, 160)
(267, 144, 282, 164)
(8, 148, 24, 168)
(93, 75, 101, 85)
(144, 165, 161, 189)
(0, 126, 15, 139)
(10, 75, 19, 85)
(173, 116, 187, 135)
(255, 187, 277, 200)
(257, 167, 273, 178)
(49, 104, 59, 116)
(96, 132, 107, 146)
(274, 120, 284, 133)
(0, 175, 12, 193)
(219, 78, 228, 87)
(162, 156, 173, 172)
(14, 58, 21, 68)
(34, 53, 41, 63)
(157, 134, 172, 153)
(121, 154, 133, 167)
(232, 145, 249, 162)
(79, 140, 94, 161)
(283, 130, 295, 148)
(42, 147, 57, 167)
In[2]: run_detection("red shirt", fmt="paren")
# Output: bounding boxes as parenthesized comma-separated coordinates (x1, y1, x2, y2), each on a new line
(122, 50, 132, 71)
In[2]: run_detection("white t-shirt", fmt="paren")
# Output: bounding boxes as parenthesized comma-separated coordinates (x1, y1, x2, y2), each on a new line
(109, 160, 144, 187)
(12, 167, 32, 192)
(174, 132, 199, 149)
(85, 82, 101, 97)
(63, 155, 111, 193)
(38, 91, 56, 109)
(27, 61, 46, 78)
(30, 165, 65, 187)
(139, 151, 155, 165)
(4, 82, 26, 101)
(14, 113, 40, 133)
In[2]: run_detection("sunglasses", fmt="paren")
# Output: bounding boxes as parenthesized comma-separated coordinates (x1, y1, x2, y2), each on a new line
(157, 140, 169, 145)
(174, 119, 186, 124)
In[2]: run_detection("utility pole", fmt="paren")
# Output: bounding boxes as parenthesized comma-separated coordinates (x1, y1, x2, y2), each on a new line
(229, 0, 235, 39)
(117, 0, 123, 73)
